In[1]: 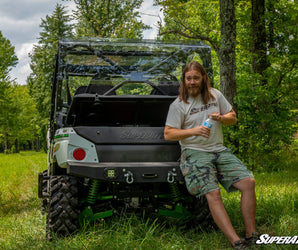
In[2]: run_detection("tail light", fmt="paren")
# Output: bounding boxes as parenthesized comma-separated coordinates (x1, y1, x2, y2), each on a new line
(73, 148, 86, 161)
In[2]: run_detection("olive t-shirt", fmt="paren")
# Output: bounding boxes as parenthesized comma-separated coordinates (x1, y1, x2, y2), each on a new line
(165, 88, 232, 153)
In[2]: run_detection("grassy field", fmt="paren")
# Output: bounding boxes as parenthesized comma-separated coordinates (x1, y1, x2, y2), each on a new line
(0, 151, 297, 249)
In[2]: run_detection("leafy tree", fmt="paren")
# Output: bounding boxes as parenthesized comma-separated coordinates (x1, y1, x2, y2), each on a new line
(0, 31, 18, 76)
(0, 31, 18, 152)
(156, 0, 298, 170)
(223, 0, 297, 170)
(235, 0, 298, 170)
(156, 0, 237, 108)
(73, 0, 150, 38)
(6, 85, 38, 152)
(27, 4, 73, 150)
(0, 85, 15, 152)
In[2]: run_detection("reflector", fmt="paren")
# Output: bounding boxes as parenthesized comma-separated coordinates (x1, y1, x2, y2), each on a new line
(73, 148, 86, 161)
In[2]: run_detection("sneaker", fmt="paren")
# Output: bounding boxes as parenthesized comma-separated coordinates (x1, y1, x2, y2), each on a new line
(233, 239, 248, 249)
(245, 232, 259, 246)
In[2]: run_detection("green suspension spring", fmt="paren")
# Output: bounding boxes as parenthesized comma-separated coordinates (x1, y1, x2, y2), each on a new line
(87, 179, 100, 204)
(170, 182, 181, 201)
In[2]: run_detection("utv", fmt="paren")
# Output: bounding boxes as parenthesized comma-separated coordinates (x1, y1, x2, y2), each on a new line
(38, 39, 215, 239)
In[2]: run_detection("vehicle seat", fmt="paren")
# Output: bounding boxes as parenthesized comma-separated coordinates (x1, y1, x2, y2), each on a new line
(150, 81, 180, 96)
(74, 76, 116, 95)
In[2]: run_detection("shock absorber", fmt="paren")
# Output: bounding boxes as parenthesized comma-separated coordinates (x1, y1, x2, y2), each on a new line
(87, 179, 100, 204)
(170, 182, 181, 201)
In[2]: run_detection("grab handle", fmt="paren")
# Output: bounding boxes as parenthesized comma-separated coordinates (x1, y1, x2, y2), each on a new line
(142, 173, 158, 179)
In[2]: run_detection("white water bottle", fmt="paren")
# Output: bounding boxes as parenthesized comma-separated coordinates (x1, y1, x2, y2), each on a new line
(201, 116, 213, 141)
(203, 117, 213, 129)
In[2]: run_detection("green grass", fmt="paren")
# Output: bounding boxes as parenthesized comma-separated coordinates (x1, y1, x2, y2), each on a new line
(0, 151, 297, 249)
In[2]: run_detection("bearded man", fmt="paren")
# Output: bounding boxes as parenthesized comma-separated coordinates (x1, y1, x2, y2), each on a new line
(164, 61, 257, 249)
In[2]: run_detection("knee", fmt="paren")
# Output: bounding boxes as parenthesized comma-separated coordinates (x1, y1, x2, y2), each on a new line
(244, 177, 255, 189)
(205, 189, 222, 202)
(234, 177, 255, 192)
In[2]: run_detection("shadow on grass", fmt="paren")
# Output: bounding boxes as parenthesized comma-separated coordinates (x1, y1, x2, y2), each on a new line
(0, 195, 40, 217)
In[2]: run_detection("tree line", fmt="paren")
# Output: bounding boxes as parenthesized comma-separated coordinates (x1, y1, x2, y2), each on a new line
(0, 0, 297, 171)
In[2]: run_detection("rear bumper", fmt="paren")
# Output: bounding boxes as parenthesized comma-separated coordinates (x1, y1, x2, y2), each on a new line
(67, 161, 183, 183)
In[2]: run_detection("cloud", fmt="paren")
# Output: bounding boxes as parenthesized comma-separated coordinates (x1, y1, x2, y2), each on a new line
(0, 0, 75, 43)
(0, 0, 58, 19)
(0, 0, 76, 85)
(0, 0, 162, 85)
(0, 16, 41, 43)
(10, 43, 35, 85)
(138, 1, 164, 39)
(16, 42, 35, 62)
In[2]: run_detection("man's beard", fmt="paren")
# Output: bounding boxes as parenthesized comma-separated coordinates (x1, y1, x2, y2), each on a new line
(188, 86, 201, 97)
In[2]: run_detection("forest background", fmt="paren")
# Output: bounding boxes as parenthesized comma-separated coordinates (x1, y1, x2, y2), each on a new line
(0, 0, 297, 172)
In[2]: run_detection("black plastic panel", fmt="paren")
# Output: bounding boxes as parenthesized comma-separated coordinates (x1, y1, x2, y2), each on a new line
(66, 95, 176, 126)
(74, 126, 175, 144)
(95, 144, 180, 162)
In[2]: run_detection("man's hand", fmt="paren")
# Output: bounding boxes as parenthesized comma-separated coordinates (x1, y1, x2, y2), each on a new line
(211, 110, 237, 125)
(193, 125, 211, 138)
(164, 125, 210, 141)
(211, 112, 222, 122)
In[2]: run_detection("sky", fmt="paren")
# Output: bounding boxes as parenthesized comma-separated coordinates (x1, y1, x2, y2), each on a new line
(0, 0, 163, 85)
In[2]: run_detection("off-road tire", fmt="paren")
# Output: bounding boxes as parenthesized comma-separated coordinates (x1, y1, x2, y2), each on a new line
(41, 170, 49, 213)
(46, 175, 79, 240)
(188, 196, 217, 231)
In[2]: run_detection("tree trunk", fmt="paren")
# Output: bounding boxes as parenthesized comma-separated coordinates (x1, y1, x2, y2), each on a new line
(14, 138, 20, 153)
(219, 0, 239, 151)
(219, 0, 237, 112)
(4, 131, 9, 152)
(251, 0, 268, 78)
(36, 137, 40, 151)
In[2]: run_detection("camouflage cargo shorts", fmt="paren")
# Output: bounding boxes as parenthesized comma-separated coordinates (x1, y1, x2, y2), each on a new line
(180, 148, 254, 197)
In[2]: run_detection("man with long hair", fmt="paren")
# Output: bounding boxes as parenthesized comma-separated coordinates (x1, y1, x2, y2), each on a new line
(164, 61, 257, 249)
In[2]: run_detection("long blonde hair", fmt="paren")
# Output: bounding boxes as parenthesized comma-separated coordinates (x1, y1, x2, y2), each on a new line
(179, 61, 214, 104)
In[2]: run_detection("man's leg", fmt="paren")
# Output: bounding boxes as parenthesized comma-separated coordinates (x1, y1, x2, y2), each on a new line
(205, 189, 241, 245)
(232, 177, 256, 238)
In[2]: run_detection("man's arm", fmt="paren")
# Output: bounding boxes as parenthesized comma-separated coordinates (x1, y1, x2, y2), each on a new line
(211, 109, 237, 126)
(164, 110, 237, 141)
(164, 125, 211, 141)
